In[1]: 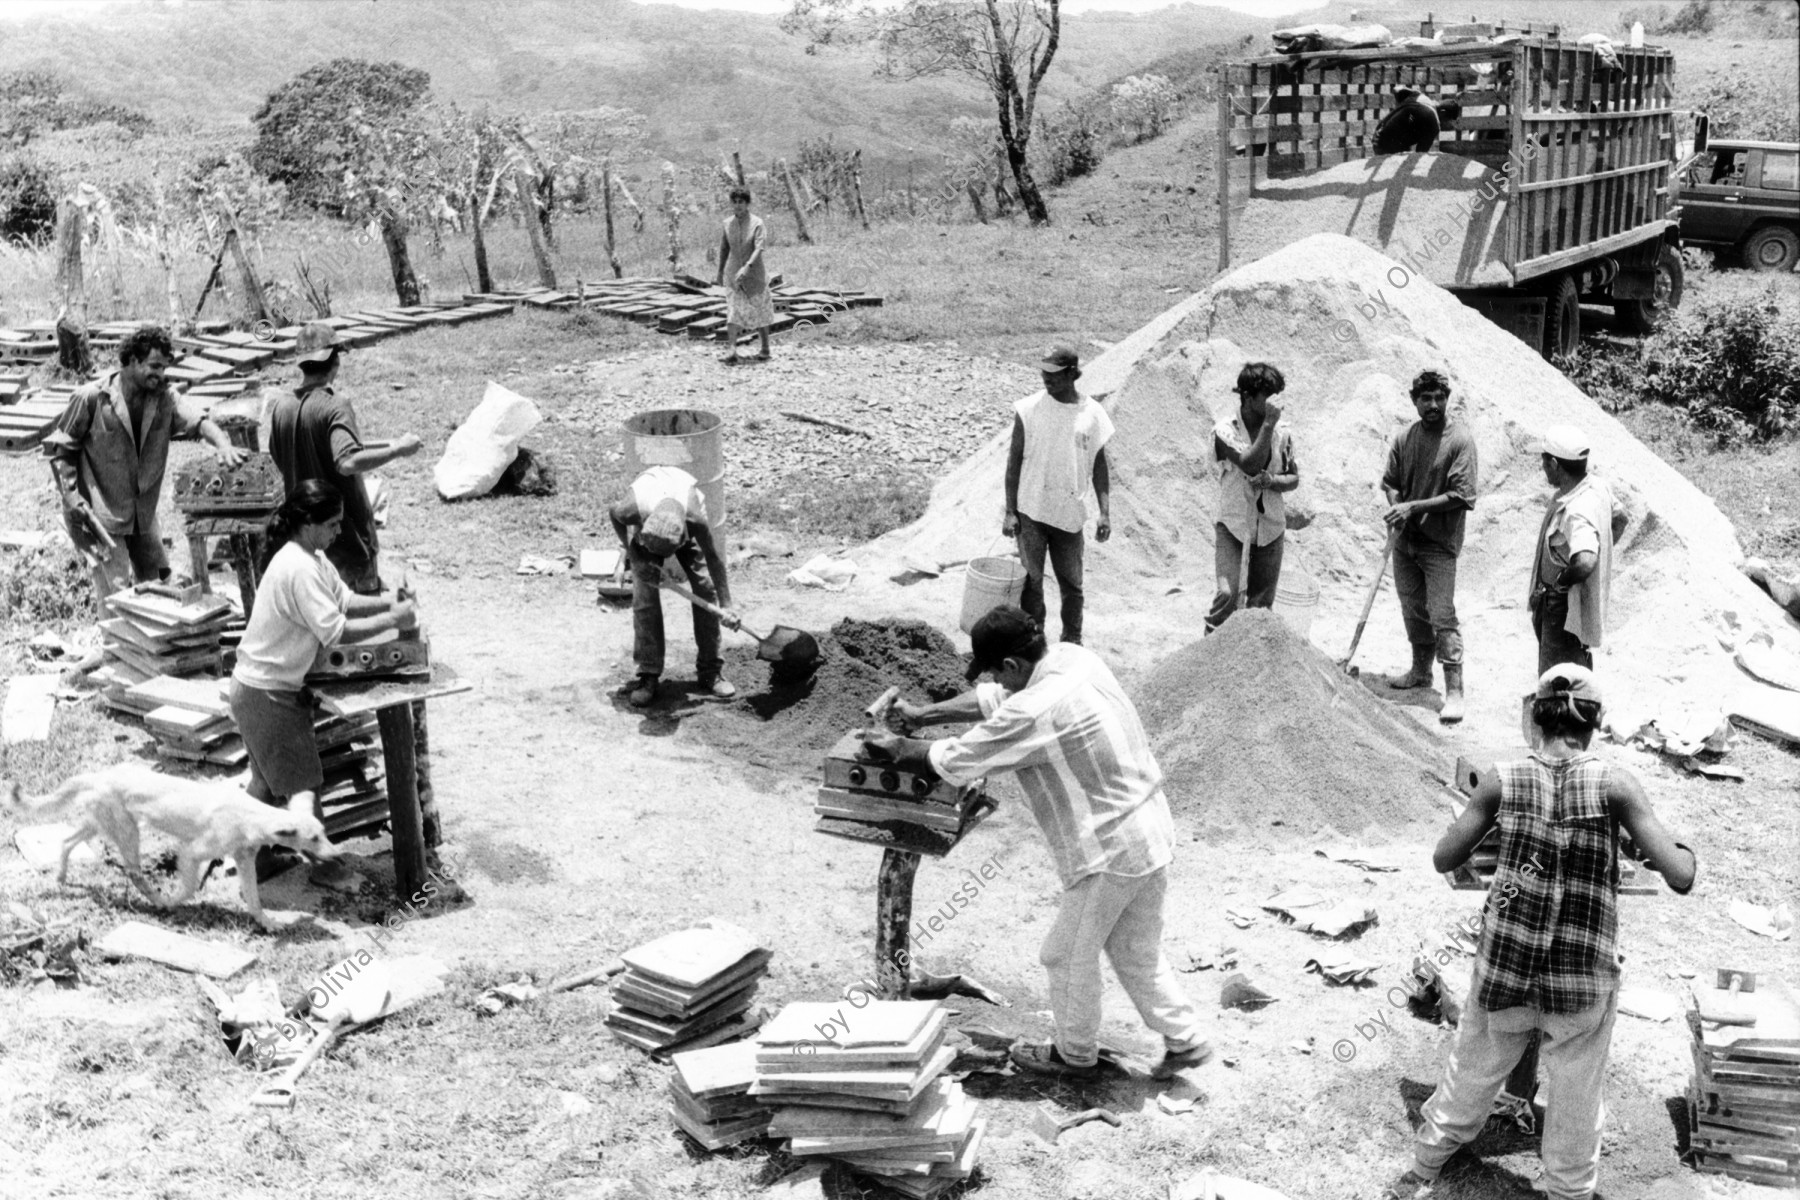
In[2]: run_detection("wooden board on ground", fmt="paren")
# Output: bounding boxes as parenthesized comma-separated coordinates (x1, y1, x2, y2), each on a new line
(94, 920, 258, 979)
(3, 673, 60, 743)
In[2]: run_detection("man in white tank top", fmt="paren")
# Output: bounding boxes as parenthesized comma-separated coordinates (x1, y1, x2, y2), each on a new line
(1003, 346, 1114, 645)
(610, 466, 736, 707)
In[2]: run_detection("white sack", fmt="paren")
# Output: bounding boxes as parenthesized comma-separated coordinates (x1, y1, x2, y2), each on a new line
(434, 381, 541, 501)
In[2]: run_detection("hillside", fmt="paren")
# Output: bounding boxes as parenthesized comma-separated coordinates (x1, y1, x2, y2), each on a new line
(0, 0, 1268, 176)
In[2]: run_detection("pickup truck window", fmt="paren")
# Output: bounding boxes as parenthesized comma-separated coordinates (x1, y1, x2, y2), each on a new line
(1762, 151, 1798, 191)
(1708, 150, 1746, 185)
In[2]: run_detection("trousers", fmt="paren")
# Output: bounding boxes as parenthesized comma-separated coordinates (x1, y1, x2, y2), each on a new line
(1532, 589, 1592, 676)
(1413, 987, 1618, 1200)
(630, 539, 722, 680)
(1206, 523, 1284, 633)
(1392, 534, 1463, 665)
(1015, 513, 1085, 643)
(1038, 868, 1207, 1068)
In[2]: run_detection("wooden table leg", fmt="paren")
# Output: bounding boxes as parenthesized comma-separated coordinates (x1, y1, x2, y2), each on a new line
(1505, 1029, 1540, 1104)
(411, 699, 440, 849)
(377, 702, 427, 904)
(231, 534, 258, 619)
(187, 535, 212, 595)
(875, 848, 920, 999)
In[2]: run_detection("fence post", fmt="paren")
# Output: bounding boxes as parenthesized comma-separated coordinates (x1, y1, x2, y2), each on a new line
(778, 157, 813, 244)
(516, 170, 557, 289)
(660, 161, 683, 275)
(601, 157, 623, 279)
(851, 149, 871, 230)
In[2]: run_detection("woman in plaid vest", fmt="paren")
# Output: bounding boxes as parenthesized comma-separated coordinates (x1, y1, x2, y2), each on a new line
(1387, 664, 1697, 1200)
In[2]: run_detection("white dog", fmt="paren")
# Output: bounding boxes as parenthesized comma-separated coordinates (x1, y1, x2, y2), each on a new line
(4, 762, 338, 930)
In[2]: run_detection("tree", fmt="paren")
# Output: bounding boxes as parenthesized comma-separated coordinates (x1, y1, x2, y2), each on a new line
(250, 60, 448, 305)
(0, 155, 57, 244)
(783, 0, 1062, 224)
(249, 59, 431, 214)
(502, 107, 645, 249)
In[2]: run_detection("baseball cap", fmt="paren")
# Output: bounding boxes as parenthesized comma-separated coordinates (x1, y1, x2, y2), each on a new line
(1535, 662, 1603, 707)
(637, 498, 687, 558)
(964, 605, 1042, 681)
(1039, 346, 1080, 373)
(1537, 424, 1590, 460)
(296, 322, 349, 364)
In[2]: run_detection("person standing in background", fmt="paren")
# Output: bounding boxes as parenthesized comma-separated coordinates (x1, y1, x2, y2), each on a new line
(716, 187, 773, 365)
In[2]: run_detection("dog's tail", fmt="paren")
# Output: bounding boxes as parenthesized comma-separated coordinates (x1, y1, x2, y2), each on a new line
(3, 776, 78, 818)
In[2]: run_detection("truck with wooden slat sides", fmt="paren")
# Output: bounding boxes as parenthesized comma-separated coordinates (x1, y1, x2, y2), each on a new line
(1217, 22, 1687, 358)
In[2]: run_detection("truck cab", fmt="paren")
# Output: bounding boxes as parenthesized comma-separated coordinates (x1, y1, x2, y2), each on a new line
(1673, 138, 1800, 272)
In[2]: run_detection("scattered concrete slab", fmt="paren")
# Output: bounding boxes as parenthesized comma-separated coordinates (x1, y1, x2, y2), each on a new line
(3, 673, 61, 742)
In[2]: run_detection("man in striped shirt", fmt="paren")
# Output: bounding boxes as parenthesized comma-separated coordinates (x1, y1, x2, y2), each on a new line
(864, 606, 1211, 1081)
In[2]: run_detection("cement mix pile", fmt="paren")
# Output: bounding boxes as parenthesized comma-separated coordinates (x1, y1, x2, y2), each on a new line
(1134, 610, 1446, 844)
(694, 618, 968, 773)
(856, 233, 1799, 736)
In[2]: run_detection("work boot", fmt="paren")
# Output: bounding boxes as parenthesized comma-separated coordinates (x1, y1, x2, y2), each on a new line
(698, 674, 737, 700)
(628, 675, 659, 707)
(1439, 663, 1465, 725)
(1384, 643, 1435, 690)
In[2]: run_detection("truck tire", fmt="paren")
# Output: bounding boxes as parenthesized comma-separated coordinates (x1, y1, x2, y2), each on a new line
(1612, 244, 1685, 334)
(1742, 226, 1800, 273)
(1542, 274, 1580, 359)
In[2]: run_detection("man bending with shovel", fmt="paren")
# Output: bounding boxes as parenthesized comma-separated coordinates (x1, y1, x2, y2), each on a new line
(611, 465, 736, 707)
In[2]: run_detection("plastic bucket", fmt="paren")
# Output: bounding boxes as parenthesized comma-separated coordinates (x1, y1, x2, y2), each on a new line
(621, 408, 727, 528)
(959, 548, 1027, 633)
(1273, 567, 1320, 637)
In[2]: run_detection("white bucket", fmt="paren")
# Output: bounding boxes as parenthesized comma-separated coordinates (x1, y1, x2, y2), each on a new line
(959, 552, 1027, 633)
(1273, 567, 1320, 637)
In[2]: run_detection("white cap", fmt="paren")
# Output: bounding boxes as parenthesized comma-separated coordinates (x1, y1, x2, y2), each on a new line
(1537, 424, 1590, 461)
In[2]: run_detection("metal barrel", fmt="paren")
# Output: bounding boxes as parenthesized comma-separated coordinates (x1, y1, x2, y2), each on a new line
(621, 408, 726, 528)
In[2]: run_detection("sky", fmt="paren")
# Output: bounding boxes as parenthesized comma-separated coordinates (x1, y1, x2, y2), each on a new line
(0, 0, 1332, 18)
(625, 0, 1330, 12)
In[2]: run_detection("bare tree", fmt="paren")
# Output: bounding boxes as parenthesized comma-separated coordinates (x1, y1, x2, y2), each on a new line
(783, 0, 1061, 225)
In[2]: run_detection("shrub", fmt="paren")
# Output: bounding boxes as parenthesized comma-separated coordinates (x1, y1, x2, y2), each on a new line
(1566, 290, 1800, 443)
(1036, 105, 1102, 187)
(0, 155, 56, 245)
(1662, 0, 1716, 33)
(0, 545, 90, 626)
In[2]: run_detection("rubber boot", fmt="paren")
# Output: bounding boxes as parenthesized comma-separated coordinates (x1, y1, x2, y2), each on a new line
(1439, 663, 1466, 725)
(1384, 643, 1435, 690)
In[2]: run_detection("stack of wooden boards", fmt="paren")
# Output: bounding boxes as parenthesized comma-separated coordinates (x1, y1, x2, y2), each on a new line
(97, 586, 232, 684)
(814, 733, 995, 858)
(566, 276, 881, 341)
(607, 920, 772, 1058)
(754, 1000, 982, 1198)
(667, 1040, 771, 1150)
(0, 277, 871, 454)
(97, 673, 388, 841)
(1688, 973, 1800, 1188)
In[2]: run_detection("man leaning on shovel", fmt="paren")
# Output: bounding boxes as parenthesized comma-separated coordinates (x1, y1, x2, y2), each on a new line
(1379, 369, 1478, 724)
(611, 465, 737, 707)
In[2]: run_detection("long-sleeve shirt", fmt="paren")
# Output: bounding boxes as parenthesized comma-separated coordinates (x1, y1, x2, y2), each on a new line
(928, 644, 1174, 889)
(43, 371, 206, 537)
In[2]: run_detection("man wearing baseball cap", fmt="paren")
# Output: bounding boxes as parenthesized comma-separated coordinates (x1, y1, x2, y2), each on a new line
(268, 321, 423, 594)
(609, 465, 737, 707)
(1386, 663, 1695, 1200)
(871, 606, 1211, 1083)
(1529, 424, 1616, 675)
(1002, 345, 1113, 646)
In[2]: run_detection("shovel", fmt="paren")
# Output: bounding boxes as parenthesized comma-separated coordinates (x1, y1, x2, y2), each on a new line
(1339, 527, 1400, 677)
(658, 577, 822, 667)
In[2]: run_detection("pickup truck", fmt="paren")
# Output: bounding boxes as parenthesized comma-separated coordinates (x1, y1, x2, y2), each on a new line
(1672, 129, 1800, 272)
(1218, 28, 1685, 358)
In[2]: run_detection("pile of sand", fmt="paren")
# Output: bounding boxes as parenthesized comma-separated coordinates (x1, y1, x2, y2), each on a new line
(859, 232, 1799, 732)
(694, 618, 968, 773)
(1134, 611, 1448, 844)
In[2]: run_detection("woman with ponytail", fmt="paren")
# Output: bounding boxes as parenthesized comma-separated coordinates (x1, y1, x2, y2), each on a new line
(1386, 663, 1696, 1200)
(230, 480, 417, 873)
